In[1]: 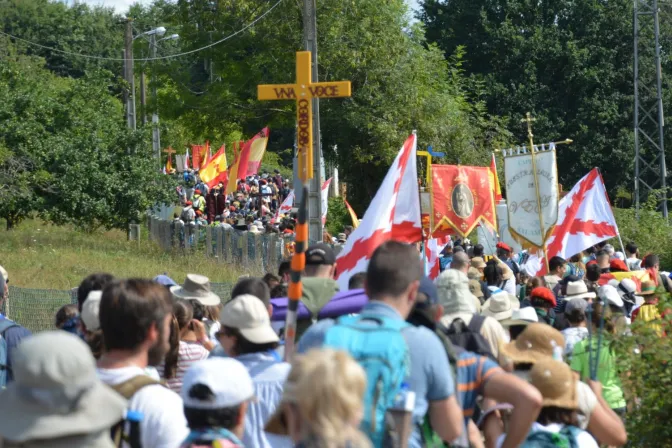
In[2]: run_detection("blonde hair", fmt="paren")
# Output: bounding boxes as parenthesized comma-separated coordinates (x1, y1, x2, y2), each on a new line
(288, 348, 372, 448)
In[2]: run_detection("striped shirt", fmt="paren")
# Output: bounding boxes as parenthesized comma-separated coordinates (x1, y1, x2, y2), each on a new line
(158, 341, 210, 393)
(457, 351, 502, 422)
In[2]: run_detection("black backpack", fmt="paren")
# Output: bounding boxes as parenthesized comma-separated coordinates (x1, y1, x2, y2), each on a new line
(444, 314, 496, 361)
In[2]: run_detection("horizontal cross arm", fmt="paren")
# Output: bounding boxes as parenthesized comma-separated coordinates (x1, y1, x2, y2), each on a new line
(307, 81, 352, 98)
(258, 84, 299, 101)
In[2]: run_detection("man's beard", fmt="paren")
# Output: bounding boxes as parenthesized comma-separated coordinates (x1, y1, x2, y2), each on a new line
(147, 321, 168, 366)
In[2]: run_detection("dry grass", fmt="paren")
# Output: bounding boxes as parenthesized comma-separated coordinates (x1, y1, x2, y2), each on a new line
(0, 219, 259, 289)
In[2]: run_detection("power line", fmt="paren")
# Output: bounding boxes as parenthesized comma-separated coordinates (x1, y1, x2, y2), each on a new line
(0, 0, 284, 62)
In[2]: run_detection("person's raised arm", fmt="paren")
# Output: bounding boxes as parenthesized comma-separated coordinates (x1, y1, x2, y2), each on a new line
(429, 395, 464, 444)
(483, 372, 542, 448)
(584, 380, 627, 446)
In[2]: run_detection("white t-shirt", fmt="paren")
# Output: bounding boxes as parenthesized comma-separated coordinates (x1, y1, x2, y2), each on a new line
(97, 366, 189, 448)
(496, 422, 598, 448)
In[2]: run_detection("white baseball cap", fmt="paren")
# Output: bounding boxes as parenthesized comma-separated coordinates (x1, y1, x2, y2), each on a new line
(182, 358, 254, 409)
(81, 290, 102, 331)
(219, 294, 279, 344)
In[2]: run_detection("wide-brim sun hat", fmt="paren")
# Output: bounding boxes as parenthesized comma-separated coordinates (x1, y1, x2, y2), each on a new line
(170, 274, 221, 306)
(499, 323, 565, 365)
(564, 280, 596, 301)
(481, 290, 520, 321)
(0, 332, 126, 442)
(499, 306, 539, 328)
(529, 358, 578, 410)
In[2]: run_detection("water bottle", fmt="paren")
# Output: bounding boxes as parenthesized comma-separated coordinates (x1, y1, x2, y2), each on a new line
(387, 382, 415, 448)
(392, 382, 416, 412)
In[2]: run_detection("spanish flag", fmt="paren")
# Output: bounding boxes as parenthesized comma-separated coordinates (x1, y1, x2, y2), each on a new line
(489, 152, 502, 202)
(225, 128, 270, 194)
(200, 145, 228, 188)
(344, 199, 360, 228)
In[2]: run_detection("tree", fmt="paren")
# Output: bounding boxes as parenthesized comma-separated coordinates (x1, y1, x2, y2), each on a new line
(0, 39, 174, 231)
(155, 0, 508, 209)
(421, 0, 635, 191)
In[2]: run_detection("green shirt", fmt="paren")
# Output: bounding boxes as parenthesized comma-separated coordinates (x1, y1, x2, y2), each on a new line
(570, 336, 626, 409)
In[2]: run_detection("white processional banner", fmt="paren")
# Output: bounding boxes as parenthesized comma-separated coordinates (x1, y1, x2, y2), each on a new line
(503, 144, 559, 249)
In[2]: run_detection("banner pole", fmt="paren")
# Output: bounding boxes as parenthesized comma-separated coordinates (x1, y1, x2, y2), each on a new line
(522, 112, 551, 273)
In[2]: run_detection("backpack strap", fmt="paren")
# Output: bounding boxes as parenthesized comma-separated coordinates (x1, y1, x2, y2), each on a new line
(110, 375, 162, 400)
(467, 314, 486, 334)
(0, 318, 18, 335)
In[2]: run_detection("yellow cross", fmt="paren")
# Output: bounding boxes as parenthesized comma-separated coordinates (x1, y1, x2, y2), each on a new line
(163, 147, 176, 156)
(258, 51, 351, 181)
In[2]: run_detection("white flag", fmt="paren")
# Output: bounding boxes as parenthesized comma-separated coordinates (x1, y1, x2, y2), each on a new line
(335, 134, 423, 290)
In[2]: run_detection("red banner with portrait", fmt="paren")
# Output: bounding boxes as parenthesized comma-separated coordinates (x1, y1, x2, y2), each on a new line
(431, 165, 496, 239)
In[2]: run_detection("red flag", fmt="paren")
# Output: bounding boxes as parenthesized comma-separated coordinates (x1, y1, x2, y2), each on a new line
(425, 238, 449, 280)
(525, 169, 619, 276)
(191, 144, 203, 170)
(336, 134, 422, 289)
(431, 165, 496, 239)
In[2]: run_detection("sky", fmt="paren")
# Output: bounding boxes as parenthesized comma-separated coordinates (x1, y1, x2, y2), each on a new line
(78, 0, 421, 14)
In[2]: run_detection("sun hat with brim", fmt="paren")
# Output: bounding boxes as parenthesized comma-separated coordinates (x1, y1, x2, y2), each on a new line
(499, 323, 565, 365)
(220, 294, 279, 344)
(598, 285, 624, 308)
(481, 290, 519, 321)
(170, 274, 221, 306)
(499, 307, 539, 327)
(529, 358, 578, 410)
(0, 331, 126, 442)
(469, 279, 484, 299)
(564, 280, 596, 300)
(639, 280, 657, 296)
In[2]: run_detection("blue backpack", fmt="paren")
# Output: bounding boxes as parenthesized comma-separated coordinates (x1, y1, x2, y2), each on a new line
(521, 425, 582, 448)
(0, 317, 18, 387)
(324, 314, 410, 447)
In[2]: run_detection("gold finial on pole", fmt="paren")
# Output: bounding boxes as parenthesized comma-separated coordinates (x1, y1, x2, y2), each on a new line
(522, 112, 537, 151)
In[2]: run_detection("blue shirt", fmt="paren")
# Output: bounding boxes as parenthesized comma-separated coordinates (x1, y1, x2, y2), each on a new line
(0, 316, 32, 383)
(298, 302, 455, 448)
(236, 352, 293, 448)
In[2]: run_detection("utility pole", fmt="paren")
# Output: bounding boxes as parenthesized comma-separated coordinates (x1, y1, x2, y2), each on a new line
(150, 33, 161, 167)
(140, 71, 147, 126)
(634, 0, 667, 219)
(303, 0, 322, 243)
(124, 19, 136, 130)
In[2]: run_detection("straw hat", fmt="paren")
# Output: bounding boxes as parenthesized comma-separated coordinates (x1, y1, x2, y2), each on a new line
(564, 281, 596, 300)
(499, 323, 564, 364)
(529, 358, 578, 410)
(170, 274, 221, 306)
(639, 280, 657, 296)
(481, 289, 520, 321)
(499, 307, 539, 328)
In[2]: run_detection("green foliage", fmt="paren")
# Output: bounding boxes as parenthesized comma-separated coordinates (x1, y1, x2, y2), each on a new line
(154, 0, 508, 209)
(612, 191, 672, 269)
(0, 40, 175, 231)
(421, 0, 635, 192)
(612, 294, 672, 446)
(325, 196, 350, 236)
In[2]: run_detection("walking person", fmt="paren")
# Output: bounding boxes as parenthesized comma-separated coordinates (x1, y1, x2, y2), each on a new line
(97, 279, 189, 448)
(158, 300, 211, 393)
